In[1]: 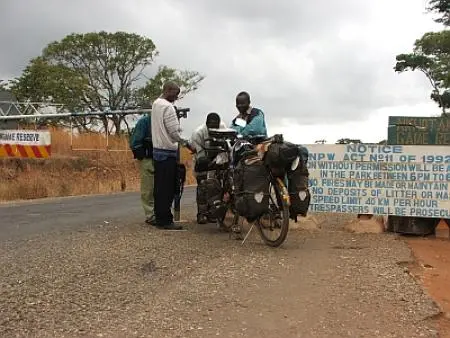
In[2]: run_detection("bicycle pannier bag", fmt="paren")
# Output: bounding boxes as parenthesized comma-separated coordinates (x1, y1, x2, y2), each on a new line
(287, 163, 310, 221)
(264, 141, 299, 174)
(298, 145, 309, 166)
(196, 178, 209, 215)
(194, 155, 210, 173)
(234, 156, 270, 222)
(232, 140, 255, 166)
(204, 178, 223, 212)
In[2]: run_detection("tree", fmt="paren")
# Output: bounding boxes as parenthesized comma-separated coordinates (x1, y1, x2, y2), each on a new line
(394, 30, 450, 114)
(427, 0, 450, 26)
(134, 65, 204, 106)
(0, 80, 8, 91)
(9, 57, 87, 109)
(9, 31, 204, 133)
(336, 138, 361, 144)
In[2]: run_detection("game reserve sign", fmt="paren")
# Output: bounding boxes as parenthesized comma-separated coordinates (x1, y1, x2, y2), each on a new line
(0, 130, 51, 158)
(306, 144, 450, 218)
(388, 116, 450, 145)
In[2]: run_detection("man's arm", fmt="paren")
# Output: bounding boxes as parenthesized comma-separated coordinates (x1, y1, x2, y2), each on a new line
(240, 113, 267, 137)
(189, 127, 207, 156)
(230, 118, 243, 134)
(189, 130, 200, 154)
(163, 104, 183, 142)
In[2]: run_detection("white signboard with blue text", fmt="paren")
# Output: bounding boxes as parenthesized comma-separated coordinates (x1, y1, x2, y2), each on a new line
(306, 144, 450, 218)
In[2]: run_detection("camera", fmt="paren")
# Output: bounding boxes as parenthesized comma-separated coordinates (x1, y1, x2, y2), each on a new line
(174, 106, 190, 119)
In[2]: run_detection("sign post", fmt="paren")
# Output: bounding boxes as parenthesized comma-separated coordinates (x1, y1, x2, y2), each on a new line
(174, 143, 182, 222)
(0, 129, 51, 158)
(173, 107, 190, 223)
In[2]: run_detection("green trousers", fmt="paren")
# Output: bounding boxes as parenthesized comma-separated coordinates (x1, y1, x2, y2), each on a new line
(139, 158, 154, 220)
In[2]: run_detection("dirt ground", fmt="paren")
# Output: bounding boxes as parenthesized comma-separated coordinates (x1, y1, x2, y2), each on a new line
(0, 212, 442, 338)
(406, 221, 450, 338)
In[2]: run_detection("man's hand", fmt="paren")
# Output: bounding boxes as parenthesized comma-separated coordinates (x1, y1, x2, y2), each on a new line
(180, 139, 195, 153)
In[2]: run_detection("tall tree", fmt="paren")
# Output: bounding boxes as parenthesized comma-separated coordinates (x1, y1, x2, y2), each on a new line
(427, 0, 450, 26)
(9, 31, 204, 133)
(394, 30, 450, 114)
(394, 1, 450, 115)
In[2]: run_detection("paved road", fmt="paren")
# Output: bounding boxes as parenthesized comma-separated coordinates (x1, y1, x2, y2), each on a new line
(0, 188, 195, 240)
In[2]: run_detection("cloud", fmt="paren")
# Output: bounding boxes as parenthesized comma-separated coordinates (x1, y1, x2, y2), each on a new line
(0, 0, 444, 142)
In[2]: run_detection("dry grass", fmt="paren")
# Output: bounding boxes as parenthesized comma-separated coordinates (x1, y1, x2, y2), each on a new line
(0, 128, 195, 201)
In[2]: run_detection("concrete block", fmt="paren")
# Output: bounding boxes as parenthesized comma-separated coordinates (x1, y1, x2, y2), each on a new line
(435, 219, 450, 239)
(345, 217, 385, 234)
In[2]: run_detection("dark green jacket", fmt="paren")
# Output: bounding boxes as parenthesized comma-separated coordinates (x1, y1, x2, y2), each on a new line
(130, 114, 152, 159)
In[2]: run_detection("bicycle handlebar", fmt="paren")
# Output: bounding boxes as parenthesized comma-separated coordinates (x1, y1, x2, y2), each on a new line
(241, 134, 267, 140)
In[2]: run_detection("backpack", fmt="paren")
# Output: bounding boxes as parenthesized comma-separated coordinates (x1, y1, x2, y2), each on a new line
(129, 117, 153, 160)
(128, 127, 136, 150)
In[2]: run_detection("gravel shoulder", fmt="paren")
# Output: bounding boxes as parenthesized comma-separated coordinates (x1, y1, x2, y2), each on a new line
(407, 234, 450, 338)
(0, 213, 441, 337)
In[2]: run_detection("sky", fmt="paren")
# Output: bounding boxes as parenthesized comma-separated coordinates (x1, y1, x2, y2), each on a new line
(0, 0, 443, 144)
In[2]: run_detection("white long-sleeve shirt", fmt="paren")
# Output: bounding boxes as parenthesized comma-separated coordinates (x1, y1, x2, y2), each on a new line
(190, 122, 228, 158)
(151, 97, 182, 153)
(190, 122, 227, 176)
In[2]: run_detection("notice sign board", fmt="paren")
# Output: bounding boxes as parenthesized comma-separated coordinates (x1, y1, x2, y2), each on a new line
(306, 144, 450, 218)
(0, 130, 51, 158)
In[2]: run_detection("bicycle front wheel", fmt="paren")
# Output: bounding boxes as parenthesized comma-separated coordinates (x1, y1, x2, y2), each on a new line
(256, 177, 290, 247)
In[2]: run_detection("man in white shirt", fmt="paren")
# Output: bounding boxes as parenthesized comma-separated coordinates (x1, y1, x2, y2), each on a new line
(189, 112, 227, 224)
(151, 81, 186, 230)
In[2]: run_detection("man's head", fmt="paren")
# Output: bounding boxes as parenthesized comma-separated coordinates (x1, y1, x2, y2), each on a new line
(162, 81, 181, 103)
(206, 112, 220, 129)
(236, 91, 251, 115)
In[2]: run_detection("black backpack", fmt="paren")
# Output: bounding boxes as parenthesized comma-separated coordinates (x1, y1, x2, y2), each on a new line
(129, 127, 153, 160)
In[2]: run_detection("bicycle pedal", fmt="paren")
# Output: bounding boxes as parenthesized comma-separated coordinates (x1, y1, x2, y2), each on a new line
(231, 225, 242, 233)
(230, 232, 243, 240)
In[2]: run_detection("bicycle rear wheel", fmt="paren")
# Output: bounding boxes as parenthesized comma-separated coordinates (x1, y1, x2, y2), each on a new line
(256, 177, 290, 247)
(216, 170, 238, 232)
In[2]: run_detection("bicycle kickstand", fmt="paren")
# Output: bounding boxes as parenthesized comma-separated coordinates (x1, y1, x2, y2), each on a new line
(241, 223, 255, 246)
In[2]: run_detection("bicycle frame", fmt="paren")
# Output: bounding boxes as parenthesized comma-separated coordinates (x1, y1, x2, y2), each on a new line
(202, 132, 292, 247)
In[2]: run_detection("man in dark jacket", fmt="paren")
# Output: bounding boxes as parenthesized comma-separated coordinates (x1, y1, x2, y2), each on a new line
(130, 113, 154, 225)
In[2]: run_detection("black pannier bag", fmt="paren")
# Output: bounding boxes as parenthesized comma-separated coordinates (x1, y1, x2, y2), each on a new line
(232, 140, 255, 166)
(196, 178, 209, 215)
(287, 157, 311, 221)
(194, 155, 210, 173)
(264, 141, 299, 176)
(233, 156, 270, 222)
(201, 178, 223, 214)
